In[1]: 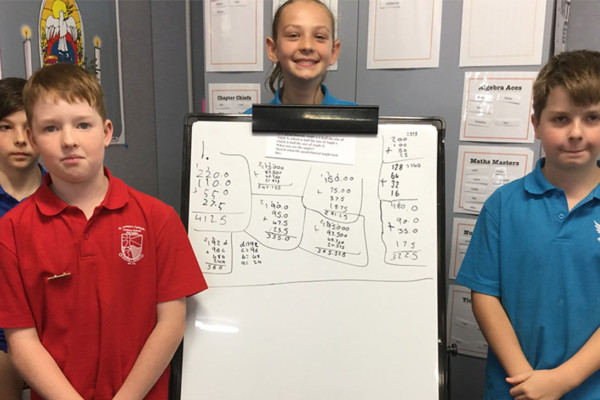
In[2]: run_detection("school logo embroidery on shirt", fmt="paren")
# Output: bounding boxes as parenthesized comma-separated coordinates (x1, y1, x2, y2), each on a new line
(118, 225, 145, 264)
(595, 221, 600, 243)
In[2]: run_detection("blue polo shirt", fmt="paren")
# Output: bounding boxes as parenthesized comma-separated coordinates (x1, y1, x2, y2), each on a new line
(456, 158, 600, 399)
(0, 165, 46, 218)
(243, 84, 357, 113)
(0, 164, 46, 352)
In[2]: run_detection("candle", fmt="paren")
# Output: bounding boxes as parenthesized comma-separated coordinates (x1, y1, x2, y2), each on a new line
(94, 36, 101, 82)
(21, 25, 32, 78)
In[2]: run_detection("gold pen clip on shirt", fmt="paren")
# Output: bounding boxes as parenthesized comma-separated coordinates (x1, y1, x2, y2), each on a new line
(47, 272, 72, 281)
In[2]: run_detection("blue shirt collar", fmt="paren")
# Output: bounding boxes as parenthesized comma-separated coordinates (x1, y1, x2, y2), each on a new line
(0, 164, 46, 200)
(0, 164, 46, 217)
(524, 157, 600, 200)
(271, 84, 331, 105)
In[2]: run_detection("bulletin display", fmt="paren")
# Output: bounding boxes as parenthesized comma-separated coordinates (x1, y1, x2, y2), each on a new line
(177, 113, 447, 399)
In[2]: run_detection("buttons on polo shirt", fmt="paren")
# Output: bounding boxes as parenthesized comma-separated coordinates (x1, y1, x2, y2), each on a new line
(558, 213, 565, 220)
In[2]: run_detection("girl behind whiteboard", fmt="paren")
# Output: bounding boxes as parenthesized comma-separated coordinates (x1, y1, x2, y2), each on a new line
(248, 0, 357, 112)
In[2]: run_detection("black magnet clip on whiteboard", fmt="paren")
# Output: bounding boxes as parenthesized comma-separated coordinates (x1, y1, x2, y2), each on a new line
(251, 104, 379, 135)
(447, 343, 458, 356)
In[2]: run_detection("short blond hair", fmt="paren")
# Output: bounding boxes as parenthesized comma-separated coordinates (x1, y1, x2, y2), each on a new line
(23, 63, 106, 124)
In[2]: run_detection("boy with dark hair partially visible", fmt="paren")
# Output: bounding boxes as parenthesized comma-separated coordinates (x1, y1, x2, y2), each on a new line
(0, 77, 45, 400)
(0, 63, 207, 400)
(457, 50, 600, 399)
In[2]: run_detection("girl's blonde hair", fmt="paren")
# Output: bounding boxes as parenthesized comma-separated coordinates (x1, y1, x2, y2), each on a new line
(267, 0, 336, 94)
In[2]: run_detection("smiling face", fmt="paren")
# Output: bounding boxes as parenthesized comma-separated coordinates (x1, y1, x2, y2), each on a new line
(267, 0, 340, 88)
(533, 85, 600, 178)
(0, 109, 39, 174)
(28, 93, 112, 188)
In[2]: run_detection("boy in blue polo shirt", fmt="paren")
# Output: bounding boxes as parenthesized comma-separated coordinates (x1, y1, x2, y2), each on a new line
(0, 77, 45, 400)
(456, 50, 600, 399)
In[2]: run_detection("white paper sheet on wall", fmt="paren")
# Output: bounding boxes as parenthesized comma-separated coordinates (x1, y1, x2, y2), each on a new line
(367, 0, 442, 69)
(459, 0, 546, 67)
(204, 0, 264, 72)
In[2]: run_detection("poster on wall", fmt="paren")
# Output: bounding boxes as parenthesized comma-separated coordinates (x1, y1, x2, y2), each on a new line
(366, 0, 443, 69)
(459, 71, 537, 143)
(459, 0, 546, 67)
(453, 145, 534, 215)
(204, 0, 264, 72)
(447, 284, 488, 358)
(208, 83, 260, 113)
(449, 217, 476, 280)
(39, 0, 85, 67)
(0, 1, 125, 144)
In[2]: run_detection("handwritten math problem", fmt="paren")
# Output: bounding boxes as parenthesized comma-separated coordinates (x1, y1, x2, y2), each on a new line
(187, 121, 438, 286)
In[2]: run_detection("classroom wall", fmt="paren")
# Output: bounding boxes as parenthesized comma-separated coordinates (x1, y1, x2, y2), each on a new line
(104, 1, 159, 197)
(107, 0, 201, 209)
(150, 0, 203, 211)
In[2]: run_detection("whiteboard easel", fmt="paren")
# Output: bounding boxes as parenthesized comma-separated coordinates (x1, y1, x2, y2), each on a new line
(176, 113, 447, 399)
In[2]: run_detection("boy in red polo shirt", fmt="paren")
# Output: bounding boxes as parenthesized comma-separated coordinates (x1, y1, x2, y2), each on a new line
(0, 63, 207, 400)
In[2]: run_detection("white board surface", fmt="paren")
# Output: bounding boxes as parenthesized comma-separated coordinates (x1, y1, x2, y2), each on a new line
(181, 117, 443, 399)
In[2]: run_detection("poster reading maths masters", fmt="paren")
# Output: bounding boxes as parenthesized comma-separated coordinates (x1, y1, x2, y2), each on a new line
(453, 145, 534, 215)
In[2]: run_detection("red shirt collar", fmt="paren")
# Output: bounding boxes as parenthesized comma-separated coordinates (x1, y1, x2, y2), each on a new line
(34, 167, 128, 216)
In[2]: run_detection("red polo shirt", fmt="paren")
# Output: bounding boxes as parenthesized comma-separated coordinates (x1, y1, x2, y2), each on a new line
(0, 168, 207, 399)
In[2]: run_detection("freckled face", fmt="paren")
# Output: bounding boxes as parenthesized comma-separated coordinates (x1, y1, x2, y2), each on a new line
(28, 96, 112, 186)
(267, 0, 340, 86)
(533, 85, 600, 175)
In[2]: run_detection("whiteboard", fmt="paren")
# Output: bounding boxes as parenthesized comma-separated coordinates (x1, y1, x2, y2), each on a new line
(179, 115, 446, 399)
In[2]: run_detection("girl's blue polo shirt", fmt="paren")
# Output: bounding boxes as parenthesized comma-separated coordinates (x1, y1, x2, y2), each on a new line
(267, 84, 357, 106)
(456, 158, 600, 399)
(243, 84, 357, 113)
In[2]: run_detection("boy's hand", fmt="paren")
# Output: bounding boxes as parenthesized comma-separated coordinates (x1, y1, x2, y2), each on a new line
(507, 369, 572, 400)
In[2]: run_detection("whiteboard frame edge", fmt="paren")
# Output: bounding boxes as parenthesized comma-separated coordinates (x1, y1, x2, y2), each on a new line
(174, 113, 448, 400)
